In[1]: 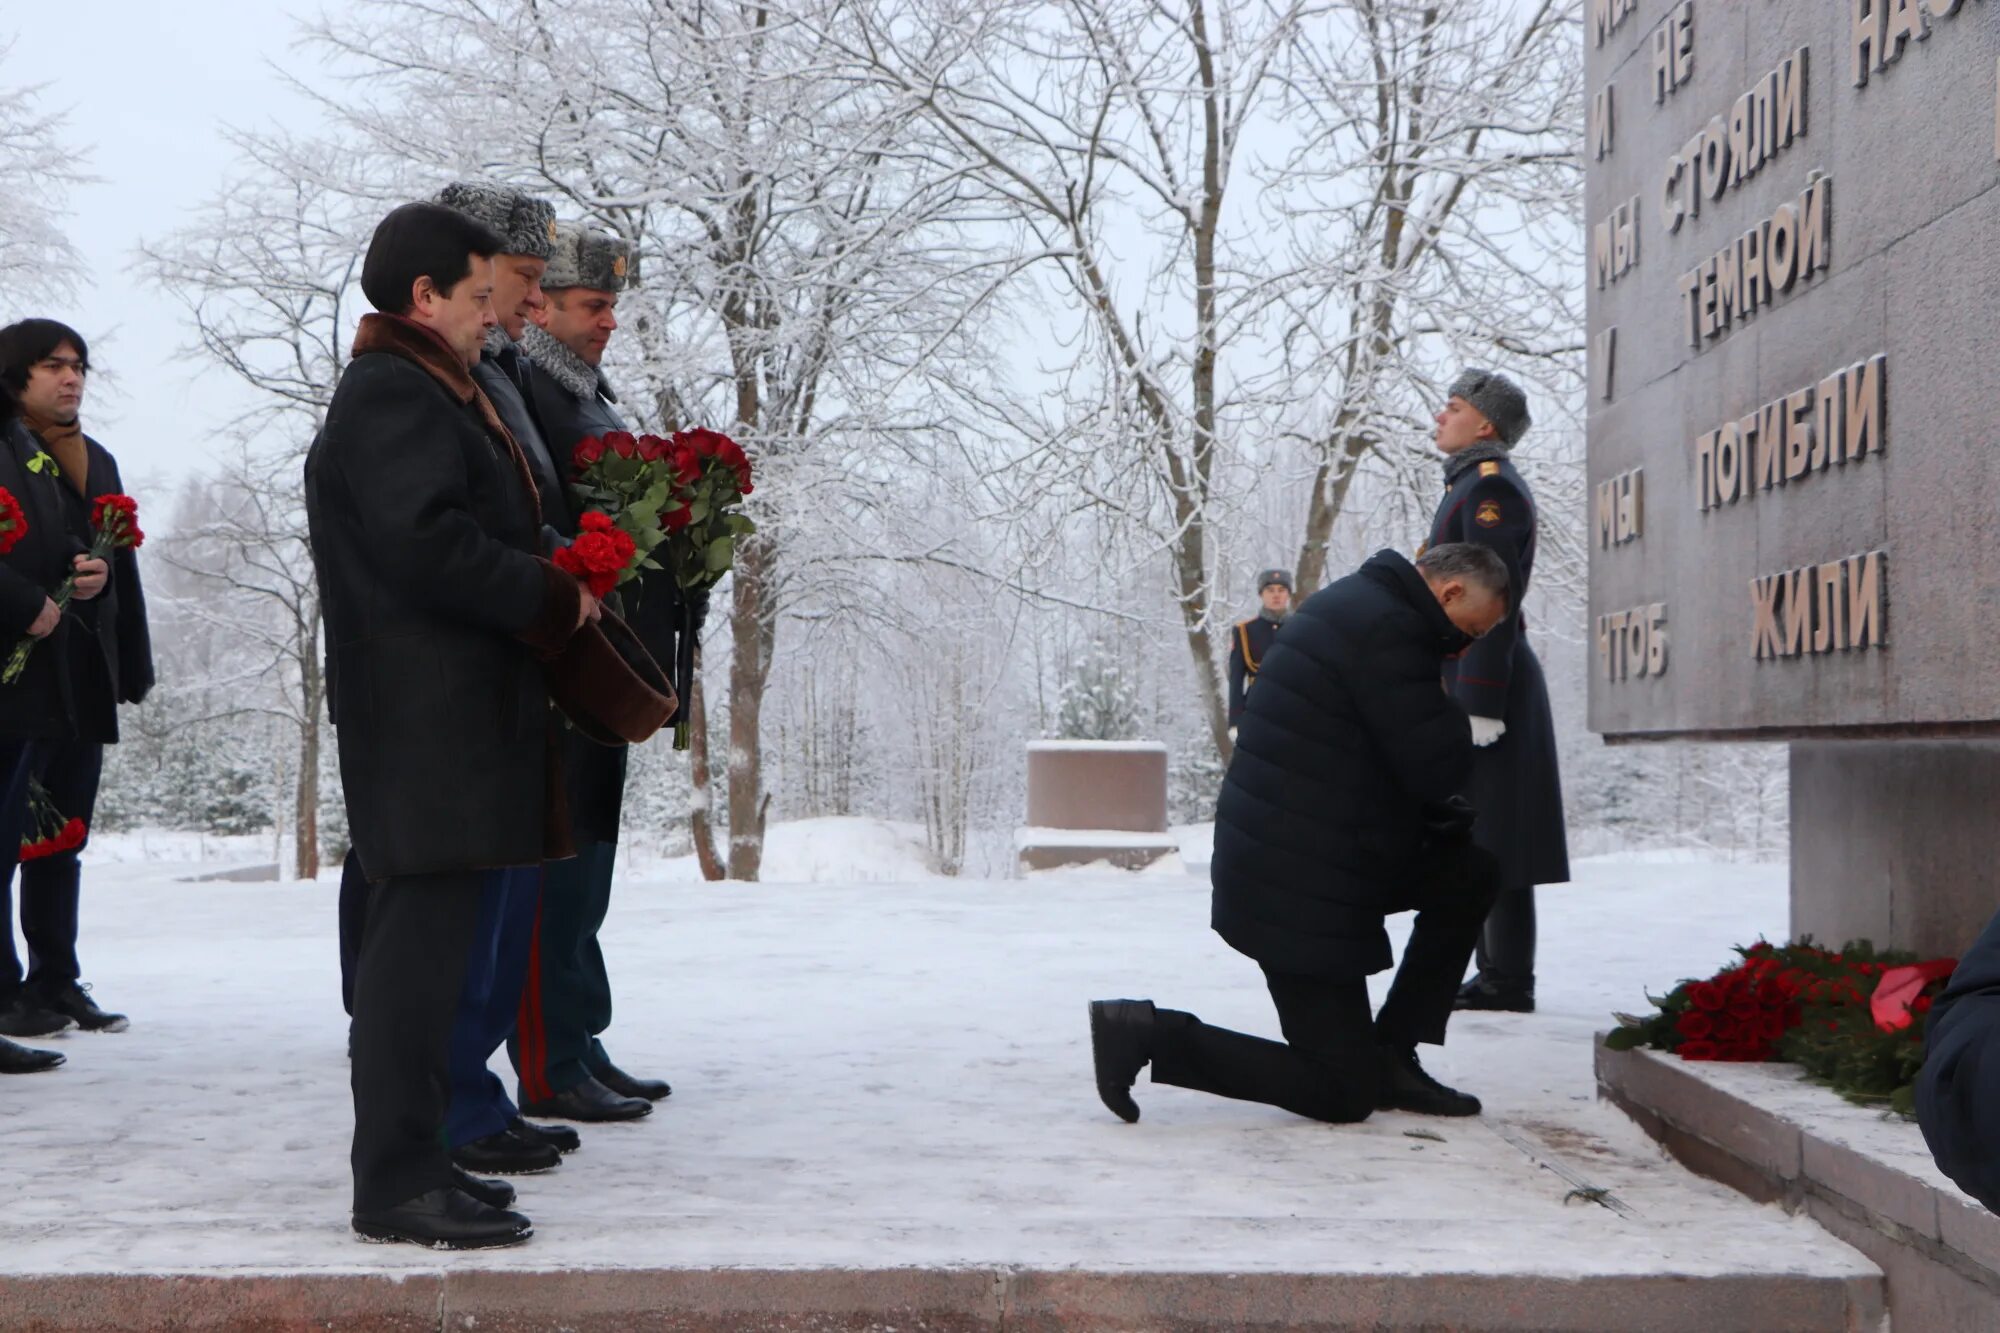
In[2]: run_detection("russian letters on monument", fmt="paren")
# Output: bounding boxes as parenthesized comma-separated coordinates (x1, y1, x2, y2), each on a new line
(1586, 0, 1996, 737)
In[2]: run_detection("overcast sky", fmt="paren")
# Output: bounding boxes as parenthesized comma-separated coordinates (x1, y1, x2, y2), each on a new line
(7, 4, 325, 505)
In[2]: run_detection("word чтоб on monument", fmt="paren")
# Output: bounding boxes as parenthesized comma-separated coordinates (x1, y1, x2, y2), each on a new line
(1585, 0, 2000, 961)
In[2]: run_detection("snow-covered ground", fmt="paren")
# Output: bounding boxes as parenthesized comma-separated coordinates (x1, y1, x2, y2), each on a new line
(0, 832, 1873, 1285)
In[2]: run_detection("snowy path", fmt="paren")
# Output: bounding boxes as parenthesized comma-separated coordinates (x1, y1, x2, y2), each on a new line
(0, 852, 1872, 1284)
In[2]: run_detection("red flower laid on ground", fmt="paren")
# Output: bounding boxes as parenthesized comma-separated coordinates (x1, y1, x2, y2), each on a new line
(1607, 938, 1957, 1117)
(0, 485, 27, 555)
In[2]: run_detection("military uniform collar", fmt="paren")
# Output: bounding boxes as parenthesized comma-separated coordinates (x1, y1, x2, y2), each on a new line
(521, 323, 617, 403)
(1442, 442, 1511, 486)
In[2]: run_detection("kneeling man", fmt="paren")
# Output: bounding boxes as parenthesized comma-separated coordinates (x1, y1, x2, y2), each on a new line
(1091, 545, 1508, 1123)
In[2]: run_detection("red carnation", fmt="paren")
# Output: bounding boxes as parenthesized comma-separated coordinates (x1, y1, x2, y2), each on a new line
(1675, 1011, 1714, 1040)
(0, 485, 29, 556)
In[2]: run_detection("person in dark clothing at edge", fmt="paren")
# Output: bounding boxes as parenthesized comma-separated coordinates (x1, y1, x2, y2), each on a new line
(1090, 543, 1510, 1125)
(1918, 905, 2000, 1217)
(1422, 369, 1570, 1016)
(0, 319, 152, 1050)
(331, 184, 585, 1178)
(0, 361, 98, 1073)
(306, 201, 599, 1249)
(1226, 567, 1291, 740)
(506, 222, 695, 1123)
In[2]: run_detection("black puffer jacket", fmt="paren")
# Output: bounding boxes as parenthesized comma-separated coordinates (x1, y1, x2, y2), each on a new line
(1918, 907, 2000, 1215)
(1211, 550, 1476, 976)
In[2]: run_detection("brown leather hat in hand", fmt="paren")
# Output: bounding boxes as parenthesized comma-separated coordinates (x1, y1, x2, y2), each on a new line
(545, 608, 678, 747)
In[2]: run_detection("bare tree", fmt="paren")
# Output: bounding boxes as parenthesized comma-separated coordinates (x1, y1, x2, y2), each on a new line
(0, 36, 88, 303)
(1267, 0, 1584, 596)
(302, 0, 1018, 878)
(135, 133, 372, 879)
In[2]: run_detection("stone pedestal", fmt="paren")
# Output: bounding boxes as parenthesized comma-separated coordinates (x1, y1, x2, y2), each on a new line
(1789, 741, 2000, 958)
(1017, 741, 1172, 872)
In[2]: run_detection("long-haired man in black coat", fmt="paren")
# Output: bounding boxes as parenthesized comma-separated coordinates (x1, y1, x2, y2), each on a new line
(306, 202, 598, 1249)
(0, 319, 150, 1042)
(1090, 544, 1509, 1124)
(1423, 369, 1569, 1015)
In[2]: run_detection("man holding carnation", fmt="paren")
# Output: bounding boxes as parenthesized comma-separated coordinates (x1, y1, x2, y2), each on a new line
(306, 201, 600, 1248)
(511, 223, 694, 1121)
(0, 319, 151, 1045)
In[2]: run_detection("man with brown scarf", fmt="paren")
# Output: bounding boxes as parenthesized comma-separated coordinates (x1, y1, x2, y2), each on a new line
(0, 319, 153, 1042)
(306, 202, 599, 1250)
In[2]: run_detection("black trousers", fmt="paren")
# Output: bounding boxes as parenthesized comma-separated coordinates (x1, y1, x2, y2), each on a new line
(338, 849, 366, 1017)
(1474, 887, 1536, 989)
(350, 868, 492, 1214)
(1151, 841, 1499, 1123)
(0, 739, 104, 998)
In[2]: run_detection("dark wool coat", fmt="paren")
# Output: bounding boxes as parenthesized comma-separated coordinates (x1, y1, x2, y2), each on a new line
(1919, 906, 2000, 1216)
(50, 435, 155, 743)
(1226, 614, 1282, 724)
(1426, 451, 1570, 889)
(521, 347, 696, 844)
(306, 315, 583, 882)
(1211, 550, 1478, 977)
(473, 342, 571, 551)
(0, 419, 84, 740)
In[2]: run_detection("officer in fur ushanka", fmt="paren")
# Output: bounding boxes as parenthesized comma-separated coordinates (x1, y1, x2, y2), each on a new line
(1423, 369, 1569, 1014)
(510, 222, 698, 1122)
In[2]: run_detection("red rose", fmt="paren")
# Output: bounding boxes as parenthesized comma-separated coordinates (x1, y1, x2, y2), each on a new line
(572, 436, 607, 472)
(1689, 982, 1724, 1012)
(1758, 1011, 1785, 1040)
(1728, 997, 1758, 1022)
(663, 505, 694, 532)
(636, 434, 669, 462)
(1677, 1040, 1719, 1061)
(0, 486, 25, 555)
(605, 431, 638, 458)
(1676, 1011, 1714, 1040)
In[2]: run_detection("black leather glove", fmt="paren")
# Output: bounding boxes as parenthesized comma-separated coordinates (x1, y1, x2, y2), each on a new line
(1422, 796, 1477, 844)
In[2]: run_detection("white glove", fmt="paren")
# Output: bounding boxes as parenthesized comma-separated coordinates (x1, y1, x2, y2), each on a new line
(1469, 716, 1506, 748)
(1228, 726, 1239, 744)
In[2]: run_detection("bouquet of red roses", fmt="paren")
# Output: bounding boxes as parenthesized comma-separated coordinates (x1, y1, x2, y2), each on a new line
(2, 492, 142, 684)
(19, 778, 85, 861)
(564, 429, 754, 749)
(0, 485, 27, 555)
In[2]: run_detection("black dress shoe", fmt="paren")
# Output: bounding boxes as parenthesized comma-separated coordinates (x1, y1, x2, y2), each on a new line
(1089, 998, 1156, 1124)
(451, 1164, 517, 1210)
(452, 1130, 562, 1175)
(0, 1035, 63, 1074)
(37, 981, 129, 1032)
(1453, 976, 1535, 1013)
(352, 1187, 532, 1250)
(0, 998, 75, 1039)
(510, 1117, 580, 1154)
(519, 1075, 652, 1122)
(1377, 1045, 1481, 1117)
(594, 1060, 671, 1101)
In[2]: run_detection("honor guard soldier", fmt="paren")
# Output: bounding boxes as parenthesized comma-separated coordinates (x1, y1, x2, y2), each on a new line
(1424, 369, 1569, 1014)
(1227, 569, 1292, 736)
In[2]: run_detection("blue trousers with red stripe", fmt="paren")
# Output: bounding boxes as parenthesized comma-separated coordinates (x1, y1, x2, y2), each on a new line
(444, 864, 543, 1148)
(510, 840, 617, 1103)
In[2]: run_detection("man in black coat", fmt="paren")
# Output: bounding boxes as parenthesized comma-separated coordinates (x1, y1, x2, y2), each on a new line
(0, 385, 100, 1075)
(1226, 568, 1290, 734)
(306, 201, 597, 1249)
(1918, 907, 2000, 1215)
(0, 319, 143, 1043)
(508, 222, 685, 1122)
(1423, 370, 1569, 1015)
(1090, 545, 1509, 1124)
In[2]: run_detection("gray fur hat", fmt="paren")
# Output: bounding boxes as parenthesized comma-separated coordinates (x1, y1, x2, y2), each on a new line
(1257, 568, 1293, 592)
(544, 222, 635, 292)
(433, 182, 558, 261)
(1448, 368, 1532, 446)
